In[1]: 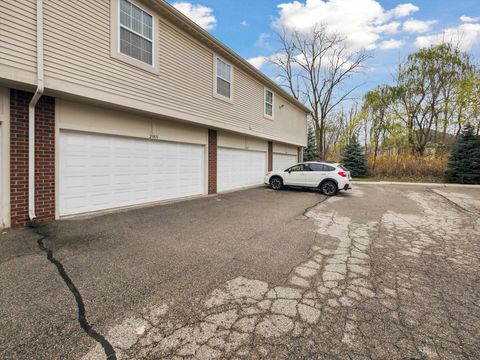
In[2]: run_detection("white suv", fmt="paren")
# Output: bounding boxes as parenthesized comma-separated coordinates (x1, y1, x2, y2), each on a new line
(264, 162, 352, 196)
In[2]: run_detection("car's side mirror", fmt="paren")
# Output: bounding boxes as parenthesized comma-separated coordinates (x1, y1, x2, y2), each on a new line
(287, 169, 292, 173)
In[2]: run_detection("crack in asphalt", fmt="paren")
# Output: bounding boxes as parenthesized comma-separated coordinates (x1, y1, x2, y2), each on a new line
(75, 187, 480, 359)
(428, 188, 480, 216)
(31, 225, 117, 360)
(300, 194, 329, 218)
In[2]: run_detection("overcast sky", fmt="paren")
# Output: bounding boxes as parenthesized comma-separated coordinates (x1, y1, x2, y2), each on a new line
(169, 0, 480, 100)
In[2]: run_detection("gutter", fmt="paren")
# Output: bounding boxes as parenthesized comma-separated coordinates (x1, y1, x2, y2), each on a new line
(29, 0, 44, 221)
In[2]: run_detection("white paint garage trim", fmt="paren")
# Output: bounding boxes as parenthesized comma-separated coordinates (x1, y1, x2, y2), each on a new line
(0, 124, 4, 228)
(273, 153, 298, 171)
(0, 88, 10, 228)
(59, 130, 205, 216)
(218, 147, 267, 192)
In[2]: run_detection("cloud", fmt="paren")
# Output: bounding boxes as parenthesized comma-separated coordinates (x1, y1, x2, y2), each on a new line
(274, 0, 420, 51)
(403, 19, 437, 33)
(375, 22, 401, 34)
(460, 15, 479, 23)
(241, 20, 249, 27)
(172, 2, 216, 30)
(377, 39, 405, 50)
(388, 3, 419, 18)
(414, 23, 480, 50)
(255, 33, 273, 49)
(248, 56, 268, 69)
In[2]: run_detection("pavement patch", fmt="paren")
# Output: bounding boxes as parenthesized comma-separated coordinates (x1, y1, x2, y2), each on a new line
(3, 185, 479, 360)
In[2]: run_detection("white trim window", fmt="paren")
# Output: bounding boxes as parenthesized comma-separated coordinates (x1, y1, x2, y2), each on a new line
(264, 88, 274, 119)
(119, 0, 154, 65)
(214, 56, 233, 101)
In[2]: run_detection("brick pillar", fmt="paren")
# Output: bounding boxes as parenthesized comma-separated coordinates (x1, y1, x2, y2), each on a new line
(35, 95, 55, 223)
(298, 147, 303, 162)
(208, 129, 217, 195)
(267, 141, 273, 172)
(10, 89, 55, 227)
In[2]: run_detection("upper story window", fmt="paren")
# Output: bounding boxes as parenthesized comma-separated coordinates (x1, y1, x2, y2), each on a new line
(119, 0, 153, 65)
(214, 56, 233, 101)
(264, 89, 274, 119)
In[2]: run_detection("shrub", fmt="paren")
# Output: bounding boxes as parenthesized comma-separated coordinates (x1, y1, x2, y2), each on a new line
(304, 122, 319, 161)
(342, 139, 369, 177)
(368, 153, 448, 181)
(445, 125, 480, 184)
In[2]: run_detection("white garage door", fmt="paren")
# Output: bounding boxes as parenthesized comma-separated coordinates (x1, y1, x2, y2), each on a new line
(60, 131, 205, 216)
(218, 147, 266, 192)
(273, 153, 298, 171)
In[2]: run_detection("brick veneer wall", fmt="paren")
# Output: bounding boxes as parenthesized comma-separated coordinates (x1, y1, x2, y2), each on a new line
(208, 129, 217, 195)
(267, 141, 273, 172)
(10, 89, 55, 227)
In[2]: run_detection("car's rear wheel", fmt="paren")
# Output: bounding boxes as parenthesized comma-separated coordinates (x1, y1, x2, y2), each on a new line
(320, 180, 338, 196)
(270, 176, 283, 190)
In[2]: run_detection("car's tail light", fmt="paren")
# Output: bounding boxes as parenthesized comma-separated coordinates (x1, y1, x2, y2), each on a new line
(338, 171, 347, 177)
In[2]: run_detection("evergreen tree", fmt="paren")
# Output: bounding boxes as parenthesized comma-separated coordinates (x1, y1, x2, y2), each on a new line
(445, 125, 480, 184)
(341, 138, 369, 177)
(303, 121, 319, 161)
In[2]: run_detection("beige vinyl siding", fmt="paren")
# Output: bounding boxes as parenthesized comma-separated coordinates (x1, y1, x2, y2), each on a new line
(218, 131, 268, 152)
(0, 0, 307, 146)
(0, 0, 37, 74)
(273, 143, 298, 156)
(56, 99, 208, 145)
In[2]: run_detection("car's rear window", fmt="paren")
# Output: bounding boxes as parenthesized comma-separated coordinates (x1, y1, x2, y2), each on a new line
(309, 163, 324, 171)
(310, 164, 336, 171)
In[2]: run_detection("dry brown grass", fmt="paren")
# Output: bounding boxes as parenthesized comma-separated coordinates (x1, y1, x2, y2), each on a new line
(368, 153, 448, 182)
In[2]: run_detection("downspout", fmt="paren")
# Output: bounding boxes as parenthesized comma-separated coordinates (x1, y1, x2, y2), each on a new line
(29, 0, 44, 221)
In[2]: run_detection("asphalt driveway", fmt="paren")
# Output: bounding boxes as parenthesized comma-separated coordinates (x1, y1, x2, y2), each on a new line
(1, 184, 479, 359)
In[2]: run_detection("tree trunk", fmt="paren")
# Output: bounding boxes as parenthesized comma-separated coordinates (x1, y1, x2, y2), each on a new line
(364, 122, 368, 154)
(322, 120, 327, 159)
(318, 126, 324, 160)
(372, 140, 379, 171)
(407, 116, 415, 154)
(314, 121, 322, 160)
(313, 116, 325, 160)
(442, 121, 447, 143)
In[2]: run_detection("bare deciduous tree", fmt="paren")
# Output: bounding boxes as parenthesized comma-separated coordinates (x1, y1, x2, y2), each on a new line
(325, 104, 360, 157)
(272, 24, 370, 159)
